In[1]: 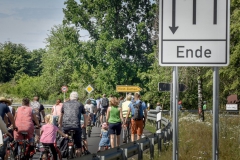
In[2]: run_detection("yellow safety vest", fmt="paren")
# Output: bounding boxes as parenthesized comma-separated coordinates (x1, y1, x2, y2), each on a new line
(122, 101, 131, 118)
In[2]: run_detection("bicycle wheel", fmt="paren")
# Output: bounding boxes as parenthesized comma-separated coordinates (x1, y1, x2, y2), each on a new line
(41, 152, 48, 160)
(87, 126, 91, 137)
(9, 150, 14, 160)
(103, 115, 106, 123)
(67, 147, 73, 159)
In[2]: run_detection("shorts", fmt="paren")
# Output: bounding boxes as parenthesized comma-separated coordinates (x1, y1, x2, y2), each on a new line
(81, 127, 87, 140)
(101, 108, 107, 116)
(131, 119, 143, 136)
(63, 128, 82, 148)
(108, 122, 122, 135)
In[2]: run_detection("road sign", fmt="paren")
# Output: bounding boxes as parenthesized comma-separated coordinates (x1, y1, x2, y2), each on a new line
(116, 85, 142, 93)
(85, 85, 94, 94)
(158, 83, 187, 92)
(61, 86, 68, 93)
(158, 83, 171, 91)
(226, 104, 238, 111)
(179, 83, 188, 92)
(159, 0, 230, 66)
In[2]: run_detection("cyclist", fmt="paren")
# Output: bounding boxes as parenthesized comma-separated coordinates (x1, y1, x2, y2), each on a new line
(0, 116, 13, 160)
(58, 91, 87, 157)
(40, 114, 68, 160)
(30, 96, 45, 150)
(85, 99, 94, 126)
(121, 95, 132, 143)
(0, 97, 16, 129)
(14, 98, 40, 158)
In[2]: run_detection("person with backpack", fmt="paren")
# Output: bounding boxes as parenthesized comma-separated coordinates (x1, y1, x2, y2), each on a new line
(106, 97, 124, 148)
(40, 114, 68, 160)
(125, 92, 147, 141)
(58, 91, 87, 157)
(100, 94, 109, 124)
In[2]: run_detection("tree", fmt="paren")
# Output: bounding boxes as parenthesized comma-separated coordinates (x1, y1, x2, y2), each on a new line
(40, 25, 82, 97)
(0, 42, 30, 82)
(27, 48, 46, 76)
(63, 0, 156, 94)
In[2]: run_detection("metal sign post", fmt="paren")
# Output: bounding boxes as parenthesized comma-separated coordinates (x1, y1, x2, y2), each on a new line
(213, 67, 219, 160)
(85, 85, 94, 98)
(172, 66, 179, 160)
(61, 86, 68, 102)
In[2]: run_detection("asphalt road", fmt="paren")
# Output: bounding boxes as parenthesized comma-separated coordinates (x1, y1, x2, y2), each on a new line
(32, 125, 152, 159)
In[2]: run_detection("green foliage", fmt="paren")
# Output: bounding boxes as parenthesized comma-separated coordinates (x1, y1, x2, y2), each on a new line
(0, 42, 30, 82)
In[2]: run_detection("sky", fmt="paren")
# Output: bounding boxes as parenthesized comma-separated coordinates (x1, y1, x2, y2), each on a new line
(0, 0, 88, 51)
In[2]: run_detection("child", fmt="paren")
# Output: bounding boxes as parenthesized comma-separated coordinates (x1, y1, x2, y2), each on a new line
(98, 122, 110, 152)
(40, 114, 68, 160)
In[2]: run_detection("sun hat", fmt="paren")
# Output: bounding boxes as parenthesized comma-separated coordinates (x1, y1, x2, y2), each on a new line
(102, 122, 108, 130)
(0, 97, 12, 106)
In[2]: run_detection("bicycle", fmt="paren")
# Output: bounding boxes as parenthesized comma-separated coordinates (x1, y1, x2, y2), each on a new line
(95, 110, 101, 127)
(81, 139, 90, 156)
(86, 112, 93, 137)
(67, 130, 76, 159)
(123, 118, 131, 143)
(39, 146, 51, 160)
(10, 132, 33, 160)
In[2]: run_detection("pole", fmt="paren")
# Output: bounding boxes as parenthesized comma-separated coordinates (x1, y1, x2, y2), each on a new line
(172, 66, 179, 160)
(213, 67, 219, 160)
(170, 84, 173, 118)
(64, 92, 65, 102)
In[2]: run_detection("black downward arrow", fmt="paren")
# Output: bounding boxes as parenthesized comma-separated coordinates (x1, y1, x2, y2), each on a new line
(169, 0, 178, 34)
(214, 0, 217, 24)
(193, 0, 196, 25)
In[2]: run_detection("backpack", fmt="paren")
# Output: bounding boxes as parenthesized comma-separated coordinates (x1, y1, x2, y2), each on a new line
(57, 137, 69, 158)
(15, 106, 33, 132)
(203, 104, 207, 110)
(132, 101, 143, 120)
(30, 101, 41, 120)
(101, 98, 109, 108)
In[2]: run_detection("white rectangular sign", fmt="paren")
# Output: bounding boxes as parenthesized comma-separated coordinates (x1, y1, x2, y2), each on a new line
(226, 104, 238, 111)
(159, 0, 230, 66)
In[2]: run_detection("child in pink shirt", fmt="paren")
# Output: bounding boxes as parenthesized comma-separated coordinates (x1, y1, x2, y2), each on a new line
(40, 114, 67, 160)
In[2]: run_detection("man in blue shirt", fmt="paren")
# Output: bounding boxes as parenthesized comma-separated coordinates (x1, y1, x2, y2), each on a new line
(125, 92, 147, 141)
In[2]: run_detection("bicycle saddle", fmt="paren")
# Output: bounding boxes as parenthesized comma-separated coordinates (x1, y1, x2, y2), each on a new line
(20, 132, 28, 135)
(68, 130, 75, 134)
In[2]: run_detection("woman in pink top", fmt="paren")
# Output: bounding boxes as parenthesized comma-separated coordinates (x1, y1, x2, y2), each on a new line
(40, 114, 67, 160)
(51, 99, 63, 126)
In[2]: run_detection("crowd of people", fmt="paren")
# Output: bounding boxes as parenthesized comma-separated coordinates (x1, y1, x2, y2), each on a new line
(0, 91, 149, 159)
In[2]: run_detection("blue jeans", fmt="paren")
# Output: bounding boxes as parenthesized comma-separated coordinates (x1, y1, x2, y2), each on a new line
(52, 116, 59, 126)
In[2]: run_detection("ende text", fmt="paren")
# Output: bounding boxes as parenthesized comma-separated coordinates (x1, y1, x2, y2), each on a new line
(177, 46, 211, 58)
